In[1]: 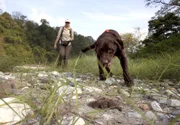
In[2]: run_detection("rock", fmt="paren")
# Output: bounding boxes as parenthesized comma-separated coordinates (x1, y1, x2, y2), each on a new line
(172, 110, 180, 115)
(139, 104, 150, 111)
(169, 88, 178, 94)
(102, 113, 113, 121)
(120, 89, 130, 97)
(0, 80, 16, 98)
(158, 97, 168, 104)
(86, 98, 96, 103)
(151, 101, 163, 112)
(168, 99, 180, 107)
(0, 97, 33, 124)
(76, 78, 82, 82)
(145, 111, 157, 121)
(157, 113, 169, 120)
(69, 82, 75, 87)
(177, 89, 180, 93)
(165, 90, 175, 96)
(105, 78, 116, 85)
(83, 86, 102, 93)
(62, 116, 85, 125)
(143, 88, 150, 93)
(133, 86, 143, 91)
(51, 71, 60, 77)
(152, 88, 159, 93)
(156, 120, 169, 125)
(57, 86, 82, 96)
(38, 72, 48, 78)
(128, 112, 142, 118)
(0, 71, 4, 75)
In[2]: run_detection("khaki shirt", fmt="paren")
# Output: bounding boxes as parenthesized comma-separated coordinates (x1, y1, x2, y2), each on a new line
(57, 27, 74, 45)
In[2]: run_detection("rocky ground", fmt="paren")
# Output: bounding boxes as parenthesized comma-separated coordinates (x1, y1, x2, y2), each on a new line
(0, 65, 180, 125)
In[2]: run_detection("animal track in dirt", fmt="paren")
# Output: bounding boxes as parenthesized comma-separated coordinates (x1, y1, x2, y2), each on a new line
(87, 97, 122, 111)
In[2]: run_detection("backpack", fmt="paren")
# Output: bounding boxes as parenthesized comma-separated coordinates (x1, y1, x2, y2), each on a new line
(59, 26, 72, 46)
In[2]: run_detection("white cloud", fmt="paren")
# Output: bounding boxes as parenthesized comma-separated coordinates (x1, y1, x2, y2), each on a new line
(29, 8, 65, 27)
(0, 0, 6, 11)
(82, 11, 154, 22)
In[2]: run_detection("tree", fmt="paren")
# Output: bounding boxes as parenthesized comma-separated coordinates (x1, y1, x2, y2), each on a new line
(145, 0, 180, 16)
(146, 12, 180, 44)
(40, 19, 49, 26)
(121, 28, 145, 53)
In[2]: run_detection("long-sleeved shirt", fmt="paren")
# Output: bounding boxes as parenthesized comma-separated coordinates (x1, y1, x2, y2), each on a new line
(56, 26, 74, 46)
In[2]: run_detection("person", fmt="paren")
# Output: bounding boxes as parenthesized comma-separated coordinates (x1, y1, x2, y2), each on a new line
(54, 19, 74, 68)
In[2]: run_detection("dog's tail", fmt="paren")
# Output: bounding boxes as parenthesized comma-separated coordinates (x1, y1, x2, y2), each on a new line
(81, 43, 96, 53)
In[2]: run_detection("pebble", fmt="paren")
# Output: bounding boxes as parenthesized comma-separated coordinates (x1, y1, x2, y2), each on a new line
(51, 71, 60, 77)
(128, 112, 142, 118)
(145, 111, 157, 121)
(83, 86, 102, 93)
(157, 113, 169, 120)
(68, 117, 85, 125)
(121, 89, 130, 97)
(158, 97, 168, 104)
(151, 101, 163, 112)
(165, 90, 175, 96)
(172, 110, 180, 115)
(168, 99, 180, 107)
(139, 104, 150, 111)
(105, 78, 116, 85)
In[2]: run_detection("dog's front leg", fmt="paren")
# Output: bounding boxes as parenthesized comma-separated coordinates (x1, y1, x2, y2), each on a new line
(118, 50, 134, 87)
(97, 57, 106, 80)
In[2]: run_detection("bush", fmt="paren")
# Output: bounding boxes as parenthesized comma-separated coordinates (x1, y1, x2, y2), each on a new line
(0, 56, 23, 72)
(131, 33, 180, 58)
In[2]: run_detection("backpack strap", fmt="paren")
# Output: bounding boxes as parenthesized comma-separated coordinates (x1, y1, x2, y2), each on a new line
(60, 26, 64, 38)
(69, 28, 72, 38)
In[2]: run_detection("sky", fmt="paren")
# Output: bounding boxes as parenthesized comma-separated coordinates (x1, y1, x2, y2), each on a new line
(0, 0, 160, 39)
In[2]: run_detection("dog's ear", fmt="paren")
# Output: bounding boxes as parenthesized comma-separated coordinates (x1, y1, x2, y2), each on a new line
(114, 39, 124, 51)
(114, 38, 125, 57)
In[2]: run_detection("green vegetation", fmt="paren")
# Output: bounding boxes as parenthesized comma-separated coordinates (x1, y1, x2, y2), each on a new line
(0, 9, 180, 82)
(0, 11, 93, 70)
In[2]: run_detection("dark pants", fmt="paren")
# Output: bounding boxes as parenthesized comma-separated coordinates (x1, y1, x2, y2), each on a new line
(58, 44, 72, 67)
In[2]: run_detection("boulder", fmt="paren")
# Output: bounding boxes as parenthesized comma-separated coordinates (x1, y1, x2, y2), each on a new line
(0, 97, 33, 124)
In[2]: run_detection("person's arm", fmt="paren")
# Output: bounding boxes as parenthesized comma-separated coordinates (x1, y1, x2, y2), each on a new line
(71, 28, 74, 41)
(54, 27, 62, 49)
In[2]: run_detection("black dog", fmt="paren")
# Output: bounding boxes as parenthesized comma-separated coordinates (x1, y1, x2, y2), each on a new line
(81, 29, 133, 87)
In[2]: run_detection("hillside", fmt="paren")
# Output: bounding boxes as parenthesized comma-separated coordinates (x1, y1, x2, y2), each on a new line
(0, 12, 93, 63)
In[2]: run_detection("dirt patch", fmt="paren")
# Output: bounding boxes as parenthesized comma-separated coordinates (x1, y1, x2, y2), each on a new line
(87, 97, 122, 111)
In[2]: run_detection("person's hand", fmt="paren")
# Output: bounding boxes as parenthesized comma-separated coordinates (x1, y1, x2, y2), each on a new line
(54, 44, 57, 49)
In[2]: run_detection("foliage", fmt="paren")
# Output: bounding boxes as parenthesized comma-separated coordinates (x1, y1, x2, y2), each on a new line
(65, 50, 180, 81)
(121, 28, 145, 53)
(0, 11, 93, 65)
(131, 33, 180, 58)
(146, 12, 180, 43)
(145, 0, 180, 16)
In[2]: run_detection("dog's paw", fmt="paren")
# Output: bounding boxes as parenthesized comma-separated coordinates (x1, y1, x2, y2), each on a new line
(109, 72, 113, 77)
(125, 80, 134, 87)
(99, 74, 106, 81)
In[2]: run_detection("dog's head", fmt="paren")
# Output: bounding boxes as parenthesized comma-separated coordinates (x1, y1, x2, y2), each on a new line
(95, 36, 121, 67)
